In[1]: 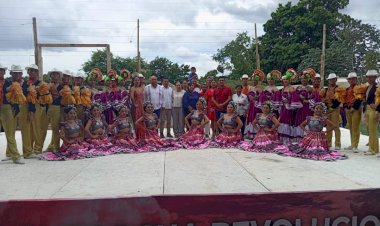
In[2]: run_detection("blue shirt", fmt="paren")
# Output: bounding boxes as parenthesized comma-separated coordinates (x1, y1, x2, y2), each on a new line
(182, 91, 199, 110)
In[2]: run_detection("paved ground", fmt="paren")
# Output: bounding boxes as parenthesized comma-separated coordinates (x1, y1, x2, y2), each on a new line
(0, 129, 379, 200)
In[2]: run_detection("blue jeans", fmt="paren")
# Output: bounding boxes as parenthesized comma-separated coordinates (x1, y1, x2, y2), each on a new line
(215, 110, 226, 121)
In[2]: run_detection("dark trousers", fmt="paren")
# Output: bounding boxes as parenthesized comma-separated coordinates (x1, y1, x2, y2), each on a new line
(238, 115, 246, 137)
(154, 109, 161, 119)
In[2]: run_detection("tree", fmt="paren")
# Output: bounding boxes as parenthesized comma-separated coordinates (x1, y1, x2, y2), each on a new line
(205, 69, 218, 78)
(147, 57, 190, 83)
(212, 32, 256, 80)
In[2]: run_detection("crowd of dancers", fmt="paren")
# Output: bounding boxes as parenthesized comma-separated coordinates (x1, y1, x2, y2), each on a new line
(0, 63, 379, 164)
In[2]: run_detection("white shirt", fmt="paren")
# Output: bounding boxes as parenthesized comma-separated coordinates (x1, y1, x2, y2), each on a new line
(144, 84, 163, 110)
(232, 93, 249, 116)
(162, 86, 173, 109)
(173, 90, 185, 108)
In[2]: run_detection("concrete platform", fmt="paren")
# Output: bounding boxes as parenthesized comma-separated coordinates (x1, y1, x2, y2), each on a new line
(0, 129, 379, 200)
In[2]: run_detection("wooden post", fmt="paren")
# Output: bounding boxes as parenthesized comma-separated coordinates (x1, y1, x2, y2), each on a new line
(255, 23, 260, 70)
(106, 44, 111, 73)
(32, 17, 41, 76)
(38, 45, 43, 77)
(137, 19, 141, 73)
(320, 24, 326, 85)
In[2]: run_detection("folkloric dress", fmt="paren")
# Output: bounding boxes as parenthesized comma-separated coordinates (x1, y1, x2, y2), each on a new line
(244, 87, 262, 138)
(213, 114, 243, 148)
(177, 111, 212, 149)
(279, 116, 347, 161)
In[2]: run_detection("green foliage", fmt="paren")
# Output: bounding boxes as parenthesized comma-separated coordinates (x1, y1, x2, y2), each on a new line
(212, 32, 256, 80)
(82, 50, 190, 83)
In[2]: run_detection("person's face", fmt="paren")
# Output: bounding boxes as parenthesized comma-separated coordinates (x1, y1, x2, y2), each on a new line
(211, 81, 217, 88)
(89, 80, 96, 87)
(62, 75, 70, 83)
(282, 79, 289, 86)
(227, 104, 234, 113)
(134, 77, 140, 87)
(119, 107, 127, 118)
(242, 78, 248, 85)
(139, 77, 144, 85)
(201, 84, 207, 92)
(366, 76, 377, 84)
(28, 69, 38, 81)
(50, 73, 60, 82)
(110, 80, 117, 87)
(68, 110, 77, 120)
(262, 105, 270, 114)
(328, 78, 337, 86)
(145, 104, 154, 113)
(91, 107, 101, 117)
(119, 80, 126, 87)
(188, 84, 195, 92)
(175, 82, 182, 91)
(347, 77, 357, 86)
(0, 69, 5, 78)
(163, 79, 169, 87)
(196, 101, 202, 110)
(300, 77, 308, 85)
(192, 78, 198, 84)
(11, 72, 22, 81)
(151, 76, 158, 86)
(74, 77, 84, 86)
(206, 78, 211, 86)
(253, 79, 259, 86)
(218, 78, 225, 86)
(313, 78, 321, 85)
(236, 87, 242, 94)
(314, 105, 323, 116)
(267, 78, 275, 86)
(191, 68, 196, 73)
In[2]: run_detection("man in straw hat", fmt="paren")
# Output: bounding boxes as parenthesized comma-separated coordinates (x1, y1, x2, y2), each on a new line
(44, 68, 63, 152)
(343, 72, 363, 153)
(322, 73, 341, 150)
(240, 74, 251, 95)
(363, 69, 380, 156)
(2, 65, 24, 164)
(20, 64, 43, 159)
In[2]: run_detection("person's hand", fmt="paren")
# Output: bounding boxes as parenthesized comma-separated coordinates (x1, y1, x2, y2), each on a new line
(188, 106, 193, 111)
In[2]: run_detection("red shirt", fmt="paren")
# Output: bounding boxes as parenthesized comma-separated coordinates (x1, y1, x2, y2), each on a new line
(213, 86, 232, 111)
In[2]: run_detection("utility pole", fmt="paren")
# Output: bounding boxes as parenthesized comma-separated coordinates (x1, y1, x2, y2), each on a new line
(320, 24, 326, 86)
(32, 17, 42, 77)
(255, 23, 260, 70)
(137, 19, 141, 73)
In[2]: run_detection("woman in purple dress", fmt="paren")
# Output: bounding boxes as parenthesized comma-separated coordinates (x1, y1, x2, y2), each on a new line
(240, 102, 287, 153)
(135, 102, 181, 151)
(108, 104, 141, 153)
(213, 101, 243, 148)
(178, 98, 212, 149)
(277, 69, 298, 143)
(244, 69, 264, 139)
(84, 103, 121, 156)
(258, 70, 281, 116)
(41, 106, 88, 161)
(294, 68, 320, 140)
(280, 103, 347, 161)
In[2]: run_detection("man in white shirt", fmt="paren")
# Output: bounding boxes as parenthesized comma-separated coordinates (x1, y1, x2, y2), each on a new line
(160, 78, 174, 138)
(232, 85, 249, 136)
(144, 75, 163, 118)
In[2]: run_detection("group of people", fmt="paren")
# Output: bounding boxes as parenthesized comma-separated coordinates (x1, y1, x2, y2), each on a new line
(0, 63, 379, 164)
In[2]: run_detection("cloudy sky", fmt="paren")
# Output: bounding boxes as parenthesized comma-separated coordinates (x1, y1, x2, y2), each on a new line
(0, 0, 379, 76)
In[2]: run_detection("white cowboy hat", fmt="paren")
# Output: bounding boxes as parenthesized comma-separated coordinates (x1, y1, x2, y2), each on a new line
(10, 65, 23, 73)
(327, 73, 337, 80)
(365, 69, 379, 77)
(75, 72, 85, 78)
(347, 72, 357, 79)
(25, 64, 39, 70)
(62, 69, 72, 77)
(0, 63, 8, 70)
(241, 74, 249, 79)
(315, 73, 321, 78)
(48, 68, 62, 77)
(138, 73, 144, 78)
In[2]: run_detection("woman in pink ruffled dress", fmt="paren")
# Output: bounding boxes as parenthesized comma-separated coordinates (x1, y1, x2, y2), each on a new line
(41, 106, 89, 161)
(240, 102, 287, 153)
(213, 101, 243, 148)
(178, 99, 212, 149)
(279, 103, 347, 161)
(135, 102, 181, 151)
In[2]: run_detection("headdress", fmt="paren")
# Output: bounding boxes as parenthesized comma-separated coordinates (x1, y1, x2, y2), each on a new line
(282, 68, 297, 80)
(64, 105, 77, 114)
(311, 102, 327, 113)
(104, 69, 118, 82)
(228, 101, 237, 110)
(252, 69, 265, 81)
(300, 68, 316, 80)
(262, 101, 274, 112)
(87, 68, 103, 82)
(267, 70, 282, 80)
(118, 69, 131, 82)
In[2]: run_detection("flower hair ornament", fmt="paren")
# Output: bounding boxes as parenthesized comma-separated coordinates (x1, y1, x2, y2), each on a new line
(143, 101, 153, 111)
(282, 68, 297, 80)
(64, 105, 77, 114)
(87, 68, 103, 82)
(300, 68, 316, 80)
(118, 69, 131, 83)
(252, 69, 265, 81)
(198, 97, 207, 109)
(90, 102, 102, 112)
(113, 102, 130, 113)
(267, 70, 282, 80)
(104, 69, 119, 82)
